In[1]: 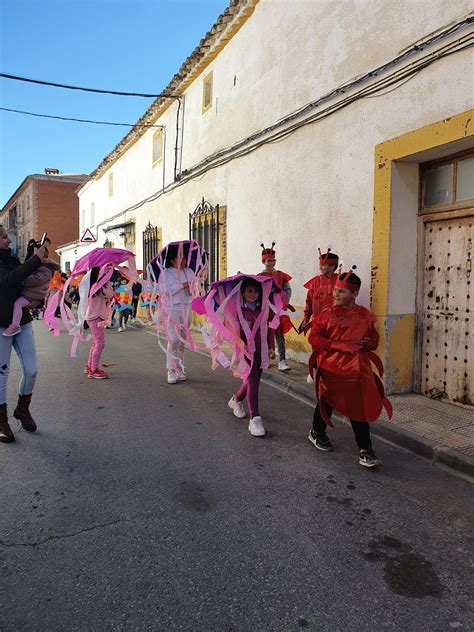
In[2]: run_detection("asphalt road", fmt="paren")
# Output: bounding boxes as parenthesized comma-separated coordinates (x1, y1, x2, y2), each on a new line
(1, 322, 473, 632)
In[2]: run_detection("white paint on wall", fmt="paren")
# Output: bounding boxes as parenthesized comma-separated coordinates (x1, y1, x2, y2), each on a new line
(78, 0, 473, 318)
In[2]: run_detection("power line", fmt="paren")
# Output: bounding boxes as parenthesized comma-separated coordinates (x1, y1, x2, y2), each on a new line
(0, 106, 165, 128)
(0, 72, 180, 99)
(102, 36, 473, 219)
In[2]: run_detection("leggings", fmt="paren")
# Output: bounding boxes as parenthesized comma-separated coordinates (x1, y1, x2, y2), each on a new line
(119, 309, 132, 328)
(276, 332, 286, 360)
(313, 402, 372, 450)
(0, 322, 38, 404)
(11, 296, 33, 327)
(87, 319, 106, 372)
(235, 357, 263, 419)
(132, 298, 139, 319)
(165, 305, 192, 371)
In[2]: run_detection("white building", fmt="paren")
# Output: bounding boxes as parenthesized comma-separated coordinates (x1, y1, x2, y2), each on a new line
(75, 0, 474, 404)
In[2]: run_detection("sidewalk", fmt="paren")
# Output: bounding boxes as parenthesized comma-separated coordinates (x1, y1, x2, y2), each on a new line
(261, 357, 474, 482)
(131, 319, 474, 482)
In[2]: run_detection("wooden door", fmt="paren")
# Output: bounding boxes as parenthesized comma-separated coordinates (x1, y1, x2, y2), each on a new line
(421, 214, 473, 405)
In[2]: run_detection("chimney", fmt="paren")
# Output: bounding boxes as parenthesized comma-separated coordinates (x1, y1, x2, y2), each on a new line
(44, 168, 60, 175)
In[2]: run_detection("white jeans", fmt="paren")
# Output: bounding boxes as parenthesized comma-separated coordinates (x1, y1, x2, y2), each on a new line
(165, 305, 192, 371)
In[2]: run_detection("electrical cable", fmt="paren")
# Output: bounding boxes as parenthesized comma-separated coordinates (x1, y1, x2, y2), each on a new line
(105, 35, 472, 219)
(0, 107, 165, 128)
(0, 72, 179, 98)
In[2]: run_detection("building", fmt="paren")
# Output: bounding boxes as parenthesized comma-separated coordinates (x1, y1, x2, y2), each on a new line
(1, 170, 87, 261)
(75, 0, 473, 406)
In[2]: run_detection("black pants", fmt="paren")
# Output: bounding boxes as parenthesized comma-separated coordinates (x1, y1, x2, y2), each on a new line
(313, 403, 372, 450)
(119, 309, 132, 328)
(132, 297, 139, 319)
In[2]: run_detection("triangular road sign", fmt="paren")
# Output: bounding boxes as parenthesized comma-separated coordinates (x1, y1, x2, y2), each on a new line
(80, 228, 97, 243)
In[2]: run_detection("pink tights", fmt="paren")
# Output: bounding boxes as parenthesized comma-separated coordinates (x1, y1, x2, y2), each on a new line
(11, 296, 31, 327)
(235, 357, 263, 419)
(87, 319, 105, 372)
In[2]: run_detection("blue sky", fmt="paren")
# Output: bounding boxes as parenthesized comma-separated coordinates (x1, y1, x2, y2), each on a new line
(0, 0, 228, 206)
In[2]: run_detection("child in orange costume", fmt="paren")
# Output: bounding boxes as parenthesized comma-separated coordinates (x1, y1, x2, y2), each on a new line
(307, 268, 392, 468)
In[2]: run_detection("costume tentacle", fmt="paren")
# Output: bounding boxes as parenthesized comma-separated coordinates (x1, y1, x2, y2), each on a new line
(373, 373, 393, 419)
(368, 351, 384, 377)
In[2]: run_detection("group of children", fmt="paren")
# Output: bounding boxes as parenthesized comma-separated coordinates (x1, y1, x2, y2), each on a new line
(6, 236, 391, 469)
(159, 241, 390, 468)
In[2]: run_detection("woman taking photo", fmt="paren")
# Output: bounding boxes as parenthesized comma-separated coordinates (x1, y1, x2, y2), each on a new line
(0, 225, 45, 442)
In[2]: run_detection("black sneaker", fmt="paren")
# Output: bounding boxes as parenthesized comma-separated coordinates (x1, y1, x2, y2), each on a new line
(359, 449, 382, 468)
(308, 430, 334, 452)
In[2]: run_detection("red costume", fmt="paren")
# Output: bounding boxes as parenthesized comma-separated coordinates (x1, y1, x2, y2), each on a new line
(304, 275, 336, 322)
(303, 248, 339, 326)
(260, 242, 293, 335)
(308, 270, 392, 426)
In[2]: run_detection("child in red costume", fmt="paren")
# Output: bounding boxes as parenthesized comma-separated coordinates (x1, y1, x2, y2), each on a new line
(307, 268, 392, 468)
(259, 242, 292, 371)
(298, 247, 339, 335)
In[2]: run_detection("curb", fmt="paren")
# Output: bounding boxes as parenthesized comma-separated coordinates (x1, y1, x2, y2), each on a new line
(130, 322, 474, 483)
(262, 370, 474, 483)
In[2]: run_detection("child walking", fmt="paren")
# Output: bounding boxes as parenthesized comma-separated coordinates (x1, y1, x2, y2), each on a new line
(3, 239, 59, 337)
(259, 241, 292, 371)
(85, 267, 114, 380)
(307, 268, 392, 467)
(227, 277, 279, 437)
(157, 246, 194, 384)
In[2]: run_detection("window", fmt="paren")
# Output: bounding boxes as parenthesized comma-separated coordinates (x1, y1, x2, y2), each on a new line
(421, 151, 474, 212)
(81, 209, 86, 232)
(27, 195, 30, 210)
(65, 261, 71, 273)
(152, 129, 163, 165)
(91, 202, 95, 227)
(202, 71, 213, 113)
(108, 172, 114, 197)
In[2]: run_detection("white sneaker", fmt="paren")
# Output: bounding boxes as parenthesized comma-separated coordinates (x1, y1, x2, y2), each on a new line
(118, 327, 124, 332)
(307, 373, 314, 384)
(123, 322, 127, 330)
(167, 370, 178, 384)
(176, 369, 187, 381)
(248, 416, 265, 437)
(278, 359, 290, 371)
(228, 396, 246, 419)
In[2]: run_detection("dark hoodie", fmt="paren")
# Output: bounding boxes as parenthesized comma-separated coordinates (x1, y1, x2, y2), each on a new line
(0, 249, 42, 327)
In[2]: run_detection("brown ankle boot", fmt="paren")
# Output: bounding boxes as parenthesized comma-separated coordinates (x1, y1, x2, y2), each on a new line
(0, 403, 15, 442)
(13, 394, 37, 432)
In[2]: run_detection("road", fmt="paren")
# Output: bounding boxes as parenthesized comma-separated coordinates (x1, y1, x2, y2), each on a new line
(0, 322, 472, 631)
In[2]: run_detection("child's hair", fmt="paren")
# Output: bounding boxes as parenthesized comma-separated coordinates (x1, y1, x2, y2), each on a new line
(241, 277, 263, 303)
(165, 244, 180, 268)
(89, 267, 100, 294)
(25, 239, 49, 261)
(25, 239, 38, 261)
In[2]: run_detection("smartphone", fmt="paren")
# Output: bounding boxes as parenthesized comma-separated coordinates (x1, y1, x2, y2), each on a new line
(40, 232, 48, 246)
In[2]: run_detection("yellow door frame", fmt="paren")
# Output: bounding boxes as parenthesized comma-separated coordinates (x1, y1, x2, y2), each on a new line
(371, 109, 474, 393)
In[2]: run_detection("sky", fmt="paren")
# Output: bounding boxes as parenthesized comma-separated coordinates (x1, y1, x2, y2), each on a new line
(0, 0, 229, 206)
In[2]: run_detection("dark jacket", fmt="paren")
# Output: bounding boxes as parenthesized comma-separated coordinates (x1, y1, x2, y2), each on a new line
(0, 249, 42, 327)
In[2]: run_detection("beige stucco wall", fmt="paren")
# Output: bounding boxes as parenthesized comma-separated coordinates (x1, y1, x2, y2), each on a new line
(78, 0, 473, 362)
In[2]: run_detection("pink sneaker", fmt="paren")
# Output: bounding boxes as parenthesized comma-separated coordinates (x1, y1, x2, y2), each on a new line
(3, 325, 21, 337)
(88, 368, 108, 380)
(84, 365, 92, 374)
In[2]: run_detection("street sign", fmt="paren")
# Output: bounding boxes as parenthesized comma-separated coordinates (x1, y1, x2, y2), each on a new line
(80, 228, 97, 243)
